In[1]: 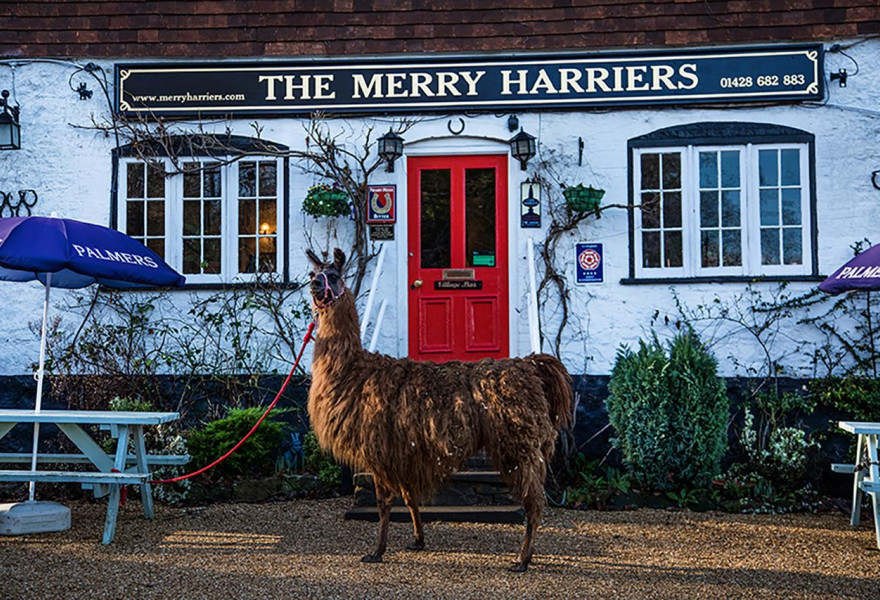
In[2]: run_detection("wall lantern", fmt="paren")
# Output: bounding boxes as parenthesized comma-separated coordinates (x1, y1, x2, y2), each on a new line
(872, 170, 880, 191)
(509, 129, 536, 171)
(0, 90, 21, 150)
(377, 129, 404, 172)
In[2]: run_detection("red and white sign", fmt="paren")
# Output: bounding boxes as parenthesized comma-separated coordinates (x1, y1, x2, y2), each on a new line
(366, 185, 396, 223)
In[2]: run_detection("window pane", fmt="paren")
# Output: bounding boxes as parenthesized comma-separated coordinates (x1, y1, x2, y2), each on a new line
(781, 189, 801, 225)
(239, 237, 256, 273)
(147, 201, 165, 236)
(258, 238, 277, 273)
(203, 165, 221, 198)
(183, 239, 200, 274)
(203, 239, 221, 274)
(239, 199, 256, 235)
(760, 189, 779, 226)
(781, 149, 800, 186)
(183, 163, 200, 198)
(239, 162, 256, 197)
(721, 151, 740, 187)
(260, 200, 277, 234)
(465, 168, 496, 267)
(759, 149, 778, 186)
(641, 154, 659, 189)
(699, 152, 717, 188)
(700, 191, 718, 227)
(641, 193, 660, 229)
(420, 169, 451, 269)
(642, 231, 660, 268)
(146, 238, 164, 258)
(722, 230, 742, 266)
(783, 229, 803, 265)
(662, 192, 681, 228)
(721, 190, 740, 227)
(664, 231, 682, 268)
(147, 163, 165, 198)
(662, 153, 681, 189)
(259, 162, 277, 196)
(183, 201, 201, 235)
(204, 200, 222, 235)
(761, 229, 780, 265)
(126, 201, 144, 237)
(701, 230, 719, 267)
(127, 163, 144, 198)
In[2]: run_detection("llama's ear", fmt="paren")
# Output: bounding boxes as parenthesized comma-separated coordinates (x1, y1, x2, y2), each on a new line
(306, 249, 323, 268)
(332, 248, 346, 271)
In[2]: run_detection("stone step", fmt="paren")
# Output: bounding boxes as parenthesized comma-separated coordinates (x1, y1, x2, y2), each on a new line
(344, 504, 525, 524)
(353, 470, 516, 508)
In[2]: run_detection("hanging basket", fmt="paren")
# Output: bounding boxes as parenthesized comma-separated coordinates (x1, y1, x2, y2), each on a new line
(563, 184, 605, 213)
(302, 184, 351, 218)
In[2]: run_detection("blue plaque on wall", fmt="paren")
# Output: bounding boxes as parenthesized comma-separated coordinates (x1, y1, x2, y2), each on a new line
(521, 181, 541, 228)
(576, 243, 604, 284)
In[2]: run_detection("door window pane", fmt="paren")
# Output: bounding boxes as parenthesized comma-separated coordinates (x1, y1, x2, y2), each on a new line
(420, 169, 451, 269)
(465, 168, 496, 267)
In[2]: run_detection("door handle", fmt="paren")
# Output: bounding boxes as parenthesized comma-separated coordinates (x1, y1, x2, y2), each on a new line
(411, 279, 423, 289)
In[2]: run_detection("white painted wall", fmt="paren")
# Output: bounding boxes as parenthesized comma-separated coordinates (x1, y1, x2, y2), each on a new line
(1, 40, 878, 377)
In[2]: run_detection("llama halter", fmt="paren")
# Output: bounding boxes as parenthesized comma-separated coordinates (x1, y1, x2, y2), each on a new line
(313, 270, 342, 309)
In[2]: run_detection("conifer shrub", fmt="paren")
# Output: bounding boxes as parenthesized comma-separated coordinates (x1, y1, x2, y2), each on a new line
(606, 330, 729, 491)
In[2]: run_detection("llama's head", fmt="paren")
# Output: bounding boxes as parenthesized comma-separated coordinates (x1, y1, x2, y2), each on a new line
(306, 248, 347, 309)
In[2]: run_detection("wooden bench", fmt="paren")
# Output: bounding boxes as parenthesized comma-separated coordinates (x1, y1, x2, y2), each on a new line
(836, 422, 880, 550)
(0, 470, 148, 485)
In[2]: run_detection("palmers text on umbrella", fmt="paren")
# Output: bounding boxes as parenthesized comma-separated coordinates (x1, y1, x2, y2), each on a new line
(71, 244, 159, 269)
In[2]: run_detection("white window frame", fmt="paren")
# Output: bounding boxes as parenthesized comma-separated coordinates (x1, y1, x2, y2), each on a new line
(118, 156, 286, 285)
(633, 142, 812, 280)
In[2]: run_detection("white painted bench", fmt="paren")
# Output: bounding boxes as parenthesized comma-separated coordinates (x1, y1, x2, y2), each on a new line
(836, 421, 880, 550)
(0, 409, 182, 544)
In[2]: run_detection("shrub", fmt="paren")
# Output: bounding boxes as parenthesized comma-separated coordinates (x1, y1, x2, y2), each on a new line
(187, 407, 292, 479)
(606, 330, 729, 491)
(302, 430, 341, 488)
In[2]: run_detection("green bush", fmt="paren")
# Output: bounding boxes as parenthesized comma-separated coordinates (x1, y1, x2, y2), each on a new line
(187, 407, 292, 479)
(302, 430, 341, 488)
(811, 376, 880, 421)
(606, 330, 729, 492)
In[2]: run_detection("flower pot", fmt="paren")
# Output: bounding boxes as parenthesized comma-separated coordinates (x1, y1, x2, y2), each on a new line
(563, 184, 605, 213)
(302, 185, 351, 218)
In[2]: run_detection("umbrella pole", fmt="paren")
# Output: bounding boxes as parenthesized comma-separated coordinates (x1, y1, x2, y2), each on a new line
(28, 273, 52, 502)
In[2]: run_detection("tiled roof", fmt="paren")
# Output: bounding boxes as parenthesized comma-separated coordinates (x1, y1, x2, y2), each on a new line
(1, 0, 879, 58)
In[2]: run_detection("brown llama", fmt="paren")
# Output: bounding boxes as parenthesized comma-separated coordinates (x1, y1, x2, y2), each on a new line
(306, 248, 573, 572)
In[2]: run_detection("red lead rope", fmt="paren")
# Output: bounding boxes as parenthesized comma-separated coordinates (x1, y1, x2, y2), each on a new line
(149, 321, 316, 485)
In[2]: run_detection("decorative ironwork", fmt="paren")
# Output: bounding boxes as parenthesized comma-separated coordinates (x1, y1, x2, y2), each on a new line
(0, 189, 39, 217)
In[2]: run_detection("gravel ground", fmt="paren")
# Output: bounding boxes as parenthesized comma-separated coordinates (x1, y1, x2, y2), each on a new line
(1, 497, 878, 600)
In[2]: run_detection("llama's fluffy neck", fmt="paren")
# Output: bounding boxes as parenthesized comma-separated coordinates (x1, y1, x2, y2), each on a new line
(312, 289, 364, 366)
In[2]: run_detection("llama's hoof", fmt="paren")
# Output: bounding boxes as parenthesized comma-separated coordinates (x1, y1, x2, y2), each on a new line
(508, 561, 529, 572)
(405, 540, 425, 551)
(361, 553, 383, 563)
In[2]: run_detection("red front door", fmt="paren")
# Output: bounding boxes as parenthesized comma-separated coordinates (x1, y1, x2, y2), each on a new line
(407, 155, 509, 362)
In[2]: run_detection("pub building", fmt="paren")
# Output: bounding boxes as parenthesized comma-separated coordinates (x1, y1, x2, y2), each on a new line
(0, 4, 878, 429)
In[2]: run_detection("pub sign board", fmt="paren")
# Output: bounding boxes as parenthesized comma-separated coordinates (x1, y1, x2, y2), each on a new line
(366, 184, 396, 224)
(115, 44, 823, 117)
(576, 243, 604, 284)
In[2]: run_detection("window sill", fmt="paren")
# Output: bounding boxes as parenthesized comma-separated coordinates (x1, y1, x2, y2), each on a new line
(620, 274, 825, 285)
(99, 281, 305, 292)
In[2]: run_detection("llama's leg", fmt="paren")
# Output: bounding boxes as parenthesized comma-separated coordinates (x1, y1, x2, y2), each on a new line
(510, 476, 545, 572)
(401, 488, 425, 550)
(362, 483, 392, 563)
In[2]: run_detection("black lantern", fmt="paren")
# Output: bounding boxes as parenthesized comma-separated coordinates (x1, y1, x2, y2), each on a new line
(377, 128, 404, 173)
(509, 129, 536, 171)
(0, 90, 21, 150)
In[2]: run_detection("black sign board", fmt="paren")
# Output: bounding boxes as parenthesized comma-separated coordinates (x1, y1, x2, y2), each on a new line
(434, 280, 483, 290)
(116, 44, 823, 117)
(369, 224, 394, 241)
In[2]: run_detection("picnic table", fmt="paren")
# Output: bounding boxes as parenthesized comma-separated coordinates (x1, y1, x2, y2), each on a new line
(0, 409, 188, 543)
(833, 421, 880, 549)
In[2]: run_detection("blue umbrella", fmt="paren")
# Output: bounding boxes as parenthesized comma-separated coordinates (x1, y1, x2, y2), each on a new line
(819, 242, 880, 295)
(0, 216, 185, 501)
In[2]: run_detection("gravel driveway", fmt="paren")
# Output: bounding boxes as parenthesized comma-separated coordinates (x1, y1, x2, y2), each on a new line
(1, 497, 878, 599)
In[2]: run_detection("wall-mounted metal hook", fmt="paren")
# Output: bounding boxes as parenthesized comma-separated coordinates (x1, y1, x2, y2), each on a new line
(578, 137, 584, 166)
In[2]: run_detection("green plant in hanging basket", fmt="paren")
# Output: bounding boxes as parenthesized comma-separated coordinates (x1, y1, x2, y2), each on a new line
(302, 184, 351, 218)
(563, 184, 605, 213)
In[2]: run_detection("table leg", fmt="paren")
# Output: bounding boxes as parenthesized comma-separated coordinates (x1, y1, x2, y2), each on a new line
(132, 426, 154, 519)
(866, 434, 880, 550)
(57, 422, 115, 499)
(851, 434, 865, 527)
(102, 424, 130, 545)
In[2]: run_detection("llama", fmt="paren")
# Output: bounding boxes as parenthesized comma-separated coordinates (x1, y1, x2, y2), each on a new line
(306, 248, 573, 571)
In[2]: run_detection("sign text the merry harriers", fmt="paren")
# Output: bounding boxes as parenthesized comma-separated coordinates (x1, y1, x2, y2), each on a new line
(116, 45, 823, 117)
